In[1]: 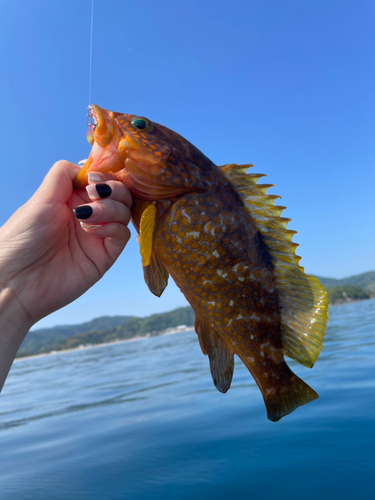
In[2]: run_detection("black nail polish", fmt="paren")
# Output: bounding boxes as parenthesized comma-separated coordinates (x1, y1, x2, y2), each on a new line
(96, 184, 112, 199)
(73, 206, 93, 220)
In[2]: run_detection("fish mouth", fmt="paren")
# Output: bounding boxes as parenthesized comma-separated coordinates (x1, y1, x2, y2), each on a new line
(73, 105, 125, 190)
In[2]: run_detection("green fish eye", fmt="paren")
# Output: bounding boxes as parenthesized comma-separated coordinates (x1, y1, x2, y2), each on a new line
(131, 116, 153, 132)
(131, 118, 147, 130)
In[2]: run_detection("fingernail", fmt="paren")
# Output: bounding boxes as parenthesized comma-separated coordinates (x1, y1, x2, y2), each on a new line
(73, 206, 93, 220)
(80, 223, 101, 230)
(96, 184, 112, 199)
(88, 172, 105, 182)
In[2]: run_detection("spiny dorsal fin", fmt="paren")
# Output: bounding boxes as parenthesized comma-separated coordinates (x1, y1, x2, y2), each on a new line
(195, 317, 234, 393)
(139, 204, 157, 267)
(219, 164, 328, 368)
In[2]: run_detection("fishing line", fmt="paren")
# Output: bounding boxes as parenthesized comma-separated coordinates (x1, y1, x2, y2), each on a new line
(87, 0, 95, 126)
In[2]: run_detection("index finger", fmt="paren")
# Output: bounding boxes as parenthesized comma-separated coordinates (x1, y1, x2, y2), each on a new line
(86, 180, 133, 209)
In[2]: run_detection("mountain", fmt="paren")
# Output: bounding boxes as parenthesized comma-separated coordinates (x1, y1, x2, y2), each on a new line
(315, 271, 375, 293)
(50, 306, 195, 352)
(18, 315, 135, 357)
(314, 271, 375, 305)
(17, 307, 195, 358)
(326, 285, 370, 305)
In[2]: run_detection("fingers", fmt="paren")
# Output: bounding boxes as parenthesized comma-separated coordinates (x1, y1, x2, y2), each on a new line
(74, 172, 132, 223)
(80, 223, 131, 261)
(73, 173, 133, 260)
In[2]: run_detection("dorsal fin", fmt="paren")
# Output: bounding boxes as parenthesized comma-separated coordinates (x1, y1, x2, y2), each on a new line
(219, 164, 328, 368)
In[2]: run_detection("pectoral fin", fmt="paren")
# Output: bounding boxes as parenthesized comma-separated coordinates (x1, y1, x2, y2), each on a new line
(137, 202, 169, 296)
(139, 204, 157, 267)
(195, 318, 234, 393)
(143, 254, 169, 297)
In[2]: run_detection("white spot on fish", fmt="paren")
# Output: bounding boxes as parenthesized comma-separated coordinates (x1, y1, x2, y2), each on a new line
(216, 269, 228, 278)
(203, 223, 215, 236)
(181, 208, 191, 223)
(265, 387, 276, 396)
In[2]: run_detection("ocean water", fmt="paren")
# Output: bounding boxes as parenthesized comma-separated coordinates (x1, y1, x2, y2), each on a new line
(0, 299, 374, 500)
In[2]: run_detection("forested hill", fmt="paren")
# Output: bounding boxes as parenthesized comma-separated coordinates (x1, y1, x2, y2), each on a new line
(17, 307, 195, 358)
(19, 316, 136, 357)
(315, 271, 375, 293)
(314, 271, 375, 305)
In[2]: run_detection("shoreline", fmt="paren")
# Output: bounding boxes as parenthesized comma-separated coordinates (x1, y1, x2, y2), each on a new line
(14, 325, 195, 362)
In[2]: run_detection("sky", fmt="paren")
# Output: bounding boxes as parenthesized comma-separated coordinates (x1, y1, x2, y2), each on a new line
(0, 0, 374, 329)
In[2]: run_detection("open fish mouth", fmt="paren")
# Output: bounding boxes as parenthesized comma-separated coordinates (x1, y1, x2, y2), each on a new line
(73, 105, 126, 190)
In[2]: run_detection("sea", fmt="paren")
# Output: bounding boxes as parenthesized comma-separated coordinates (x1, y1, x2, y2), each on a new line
(0, 299, 374, 500)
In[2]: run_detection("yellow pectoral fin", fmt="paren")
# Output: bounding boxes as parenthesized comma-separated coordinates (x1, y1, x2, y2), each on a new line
(139, 204, 157, 267)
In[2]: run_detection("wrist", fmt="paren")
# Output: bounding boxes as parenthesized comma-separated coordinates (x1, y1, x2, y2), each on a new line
(0, 281, 33, 328)
(0, 283, 34, 391)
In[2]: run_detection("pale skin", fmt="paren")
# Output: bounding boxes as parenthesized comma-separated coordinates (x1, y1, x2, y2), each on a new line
(0, 160, 132, 391)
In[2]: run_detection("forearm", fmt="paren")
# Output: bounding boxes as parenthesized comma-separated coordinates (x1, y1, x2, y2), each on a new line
(0, 284, 33, 391)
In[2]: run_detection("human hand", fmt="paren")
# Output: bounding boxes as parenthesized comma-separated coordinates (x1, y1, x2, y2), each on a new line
(0, 160, 132, 329)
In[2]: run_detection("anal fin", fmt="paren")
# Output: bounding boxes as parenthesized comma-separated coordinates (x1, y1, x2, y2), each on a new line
(195, 318, 234, 393)
(143, 253, 169, 297)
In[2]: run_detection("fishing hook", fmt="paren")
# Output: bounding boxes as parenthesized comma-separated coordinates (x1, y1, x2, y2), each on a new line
(87, 105, 96, 128)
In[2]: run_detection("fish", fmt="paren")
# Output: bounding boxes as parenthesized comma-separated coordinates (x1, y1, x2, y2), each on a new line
(74, 104, 328, 421)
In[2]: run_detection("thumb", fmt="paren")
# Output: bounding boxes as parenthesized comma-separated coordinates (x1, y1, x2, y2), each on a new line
(34, 160, 81, 205)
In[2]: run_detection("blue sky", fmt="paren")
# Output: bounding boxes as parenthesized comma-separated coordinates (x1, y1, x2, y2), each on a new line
(0, 0, 374, 328)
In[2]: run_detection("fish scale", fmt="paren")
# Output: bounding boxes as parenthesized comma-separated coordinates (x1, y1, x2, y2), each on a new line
(74, 104, 328, 421)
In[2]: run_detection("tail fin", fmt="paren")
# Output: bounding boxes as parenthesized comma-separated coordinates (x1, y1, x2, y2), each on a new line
(263, 368, 319, 422)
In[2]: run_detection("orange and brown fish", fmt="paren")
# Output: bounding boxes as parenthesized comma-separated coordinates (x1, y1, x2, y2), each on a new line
(74, 104, 328, 421)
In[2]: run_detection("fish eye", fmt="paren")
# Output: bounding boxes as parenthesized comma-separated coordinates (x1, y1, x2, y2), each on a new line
(131, 117, 153, 132)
